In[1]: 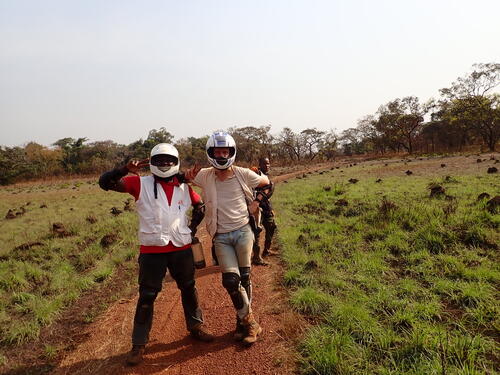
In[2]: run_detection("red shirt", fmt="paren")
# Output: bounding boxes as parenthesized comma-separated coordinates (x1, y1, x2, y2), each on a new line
(123, 175, 201, 254)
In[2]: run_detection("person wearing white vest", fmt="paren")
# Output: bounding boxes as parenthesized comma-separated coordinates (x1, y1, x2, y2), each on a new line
(99, 143, 213, 366)
(186, 131, 269, 346)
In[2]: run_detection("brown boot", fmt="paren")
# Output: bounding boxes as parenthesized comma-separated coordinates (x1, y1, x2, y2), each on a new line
(126, 344, 145, 366)
(252, 256, 268, 266)
(189, 323, 215, 342)
(241, 312, 262, 346)
(233, 315, 246, 341)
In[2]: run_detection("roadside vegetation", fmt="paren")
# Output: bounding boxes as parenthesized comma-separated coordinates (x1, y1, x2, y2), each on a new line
(0, 179, 139, 364)
(274, 156, 499, 374)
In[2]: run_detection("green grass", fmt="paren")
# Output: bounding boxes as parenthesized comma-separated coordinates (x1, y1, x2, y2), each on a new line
(0, 179, 140, 349)
(43, 344, 58, 360)
(275, 160, 499, 374)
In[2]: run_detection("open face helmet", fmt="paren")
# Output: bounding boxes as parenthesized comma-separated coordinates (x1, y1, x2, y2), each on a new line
(150, 143, 179, 178)
(206, 131, 236, 169)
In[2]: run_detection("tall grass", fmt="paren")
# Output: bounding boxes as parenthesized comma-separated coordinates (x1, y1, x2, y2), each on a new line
(274, 161, 499, 374)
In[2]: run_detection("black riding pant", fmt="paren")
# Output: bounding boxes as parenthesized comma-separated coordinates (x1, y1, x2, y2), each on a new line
(132, 249, 203, 345)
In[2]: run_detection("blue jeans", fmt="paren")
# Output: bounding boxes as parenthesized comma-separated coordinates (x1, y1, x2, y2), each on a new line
(214, 224, 254, 273)
(214, 224, 254, 318)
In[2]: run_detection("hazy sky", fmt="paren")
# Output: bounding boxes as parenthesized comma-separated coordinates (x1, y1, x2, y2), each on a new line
(1, 0, 499, 147)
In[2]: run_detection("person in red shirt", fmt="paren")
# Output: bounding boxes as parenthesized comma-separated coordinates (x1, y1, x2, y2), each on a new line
(99, 143, 213, 366)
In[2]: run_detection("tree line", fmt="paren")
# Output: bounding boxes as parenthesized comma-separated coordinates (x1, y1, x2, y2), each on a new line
(0, 63, 498, 185)
(341, 63, 499, 155)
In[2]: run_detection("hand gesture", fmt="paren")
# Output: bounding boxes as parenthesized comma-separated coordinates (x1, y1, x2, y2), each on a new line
(126, 158, 149, 175)
(185, 163, 201, 182)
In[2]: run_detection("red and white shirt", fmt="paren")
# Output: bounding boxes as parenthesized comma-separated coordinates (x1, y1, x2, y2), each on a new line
(123, 175, 201, 254)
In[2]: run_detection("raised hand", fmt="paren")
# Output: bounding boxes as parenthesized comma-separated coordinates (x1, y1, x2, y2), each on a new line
(126, 158, 150, 175)
(185, 163, 201, 182)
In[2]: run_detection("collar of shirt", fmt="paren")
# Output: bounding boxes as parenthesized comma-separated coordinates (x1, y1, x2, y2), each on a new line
(155, 175, 180, 187)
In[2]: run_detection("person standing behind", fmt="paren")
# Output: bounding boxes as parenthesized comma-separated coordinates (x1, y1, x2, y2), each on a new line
(99, 143, 213, 366)
(186, 131, 269, 346)
(250, 157, 277, 265)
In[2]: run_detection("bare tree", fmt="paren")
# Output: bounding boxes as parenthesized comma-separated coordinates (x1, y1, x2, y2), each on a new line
(300, 128, 325, 160)
(318, 129, 339, 160)
(277, 127, 303, 161)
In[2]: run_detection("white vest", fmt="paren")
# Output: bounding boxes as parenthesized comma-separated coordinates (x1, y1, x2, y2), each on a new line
(136, 176, 192, 247)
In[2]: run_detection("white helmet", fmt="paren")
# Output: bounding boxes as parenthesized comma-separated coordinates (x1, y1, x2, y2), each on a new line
(150, 143, 179, 178)
(206, 131, 236, 169)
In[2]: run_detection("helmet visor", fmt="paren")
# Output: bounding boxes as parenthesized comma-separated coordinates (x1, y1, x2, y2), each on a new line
(151, 154, 179, 172)
(151, 154, 178, 167)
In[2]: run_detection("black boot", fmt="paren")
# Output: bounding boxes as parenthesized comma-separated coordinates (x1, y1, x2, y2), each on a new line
(126, 344, 145, 366)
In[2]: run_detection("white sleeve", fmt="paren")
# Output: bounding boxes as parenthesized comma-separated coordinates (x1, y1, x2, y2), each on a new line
(244, 168, 264, 189)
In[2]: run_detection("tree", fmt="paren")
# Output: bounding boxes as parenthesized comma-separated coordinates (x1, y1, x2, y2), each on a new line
(318, 129, 338, 160)
(228, 125, 273, 163)
(128, 127, 175, 158)
(440, 63, 500, 151)
(356, 115, 387, 154)
(77, 140, 128, 173)
(0, 146, 28, 184)
(175, 136, 209, 166)
(340, 127, 365, 155)
(24, 142, 63, 176)
(144, 127, 174, 149)
(375, 96, 427, 154)
(276, 127, 303, 161)
(52, 137, 88, 172)
(300, 128, 325, 160)
(440, 63, 500, 98)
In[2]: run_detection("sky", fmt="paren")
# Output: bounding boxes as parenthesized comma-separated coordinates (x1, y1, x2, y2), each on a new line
(1, 0, 499, 147)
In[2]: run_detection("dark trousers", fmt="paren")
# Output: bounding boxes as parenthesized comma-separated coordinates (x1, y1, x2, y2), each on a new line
(131, 249, 203, 345)
(253, 210, 277, 254)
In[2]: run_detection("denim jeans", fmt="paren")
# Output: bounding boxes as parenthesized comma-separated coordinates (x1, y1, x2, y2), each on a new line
(213, 224, 254, 318)
(213, 223, 254, 274)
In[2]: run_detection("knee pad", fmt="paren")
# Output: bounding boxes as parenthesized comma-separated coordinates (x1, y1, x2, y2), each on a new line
(138, 289, 158, 305)
(239, 267, 252, 302)
(135, 289, 157, 324)
(239, 267, 251, 287)
(222, 272, 240, 293)
(222, 272, 244, 310)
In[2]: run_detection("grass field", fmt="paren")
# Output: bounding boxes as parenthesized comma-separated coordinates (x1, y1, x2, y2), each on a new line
(274, 155, 499, 374)
(0, 178, 140, 364)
